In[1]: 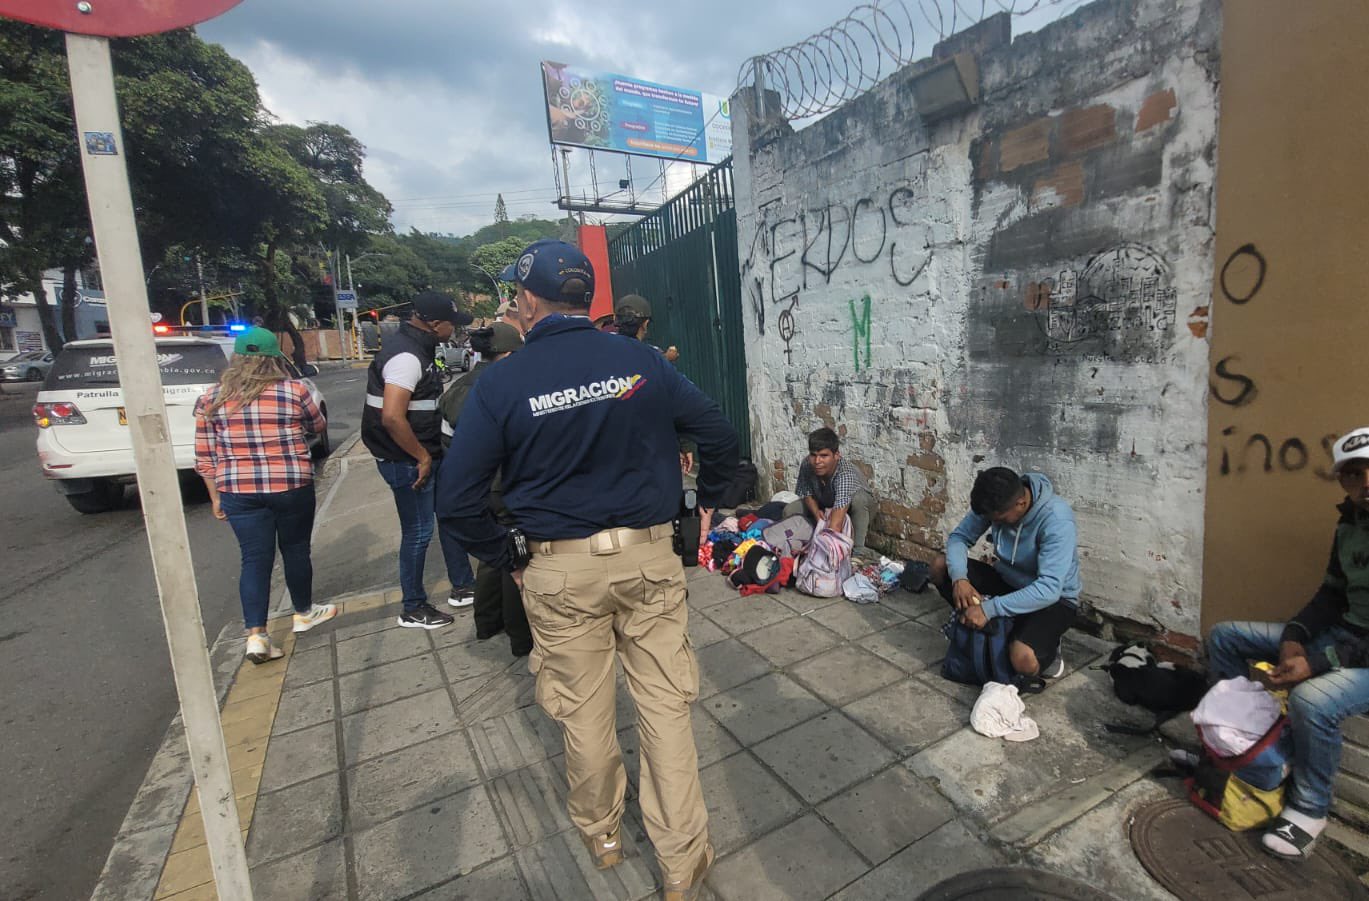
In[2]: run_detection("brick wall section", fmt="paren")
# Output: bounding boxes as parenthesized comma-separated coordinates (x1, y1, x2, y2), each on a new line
(730, 0, 1220, 651)
(999, 118, 1052, 171)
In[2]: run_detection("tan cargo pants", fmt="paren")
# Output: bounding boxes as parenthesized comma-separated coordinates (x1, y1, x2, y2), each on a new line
(521, 529, 709, 883)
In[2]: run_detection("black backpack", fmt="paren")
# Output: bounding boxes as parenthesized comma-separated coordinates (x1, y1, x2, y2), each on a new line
(720, 459, 759, 509)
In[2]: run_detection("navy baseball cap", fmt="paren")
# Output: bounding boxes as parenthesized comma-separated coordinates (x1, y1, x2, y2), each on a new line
(413, 290, 474, 326)
(499, 239, 595, 307)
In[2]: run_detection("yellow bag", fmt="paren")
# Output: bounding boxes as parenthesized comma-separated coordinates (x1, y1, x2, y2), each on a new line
(1189, 771, 1285, 831)
(1186, 714, 1290, 832)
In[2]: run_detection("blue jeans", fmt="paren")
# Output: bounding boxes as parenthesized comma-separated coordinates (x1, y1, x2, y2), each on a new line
(434, 463, 475, 591)
(220, 484, 316, 629)
(1208, 620, 1369, 818)
(377, 460, 436, 612)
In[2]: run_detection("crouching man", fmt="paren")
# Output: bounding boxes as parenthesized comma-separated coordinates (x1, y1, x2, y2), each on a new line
(781, 427, 876, 554)
(931, 467, 1081, 680)
(1207, 427, 1369, 861)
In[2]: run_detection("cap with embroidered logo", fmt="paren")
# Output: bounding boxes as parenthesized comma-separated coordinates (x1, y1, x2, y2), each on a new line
(1333, 427, 1369, 473)
(499, 239, 595, 307)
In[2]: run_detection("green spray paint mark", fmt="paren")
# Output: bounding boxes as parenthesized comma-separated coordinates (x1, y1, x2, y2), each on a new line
(849, 295, 872, 370)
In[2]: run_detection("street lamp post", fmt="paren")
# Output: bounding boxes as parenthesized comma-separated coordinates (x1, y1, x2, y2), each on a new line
(471, 264, 504, 310)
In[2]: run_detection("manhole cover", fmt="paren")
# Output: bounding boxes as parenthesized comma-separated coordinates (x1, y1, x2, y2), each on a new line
(1130, 798, 1366, 900)
(916, 867, 1119, 900)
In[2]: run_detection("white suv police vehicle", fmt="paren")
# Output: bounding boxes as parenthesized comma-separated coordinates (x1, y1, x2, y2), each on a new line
(34, 335, 328, 514)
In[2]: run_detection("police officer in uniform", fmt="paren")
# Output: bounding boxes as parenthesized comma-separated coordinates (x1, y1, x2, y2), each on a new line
(437, 240, 738, 899)
(361, 290, 473, 629)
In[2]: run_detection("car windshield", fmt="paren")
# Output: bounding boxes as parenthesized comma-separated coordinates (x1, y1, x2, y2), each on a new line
(44, 343, 228, 388)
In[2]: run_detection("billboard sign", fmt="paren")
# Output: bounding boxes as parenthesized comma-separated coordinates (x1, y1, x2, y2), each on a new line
(542, 61, 732, 164)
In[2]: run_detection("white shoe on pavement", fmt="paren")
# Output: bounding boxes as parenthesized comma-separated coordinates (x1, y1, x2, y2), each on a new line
(245, 633, 284, 665)
(292, 603, 339, 633)
(448, 585, 475, 609)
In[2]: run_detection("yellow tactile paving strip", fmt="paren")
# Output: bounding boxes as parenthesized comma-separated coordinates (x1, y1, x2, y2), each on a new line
(151, 590, 402, 899)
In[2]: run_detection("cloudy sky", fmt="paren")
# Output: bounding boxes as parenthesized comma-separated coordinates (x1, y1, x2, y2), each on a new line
(198, 1, 1075, 238)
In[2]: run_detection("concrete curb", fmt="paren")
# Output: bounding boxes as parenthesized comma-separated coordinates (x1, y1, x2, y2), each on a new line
(89, 620, 246, 901)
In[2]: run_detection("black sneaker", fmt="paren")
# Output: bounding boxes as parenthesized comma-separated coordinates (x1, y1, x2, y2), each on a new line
(447, 585, 476, 609)
(398, 603, 454, 630)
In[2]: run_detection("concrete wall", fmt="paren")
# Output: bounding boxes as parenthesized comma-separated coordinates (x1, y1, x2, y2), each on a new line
(1200, 0, 1369, 629)
(731, 0, 1219, 640)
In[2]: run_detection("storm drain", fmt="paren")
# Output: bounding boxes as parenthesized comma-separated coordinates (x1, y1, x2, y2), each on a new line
(1130, 798, 1366, 900)
(916, 867, 1119, 900)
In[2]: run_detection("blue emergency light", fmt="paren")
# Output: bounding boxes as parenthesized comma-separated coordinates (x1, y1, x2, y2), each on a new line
(228, 323, 247, 332)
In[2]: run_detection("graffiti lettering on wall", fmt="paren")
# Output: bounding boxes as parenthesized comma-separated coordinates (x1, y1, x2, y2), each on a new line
(1209, 243, 1332, 480)
(1210, 355, 1257, 407)
(850, 295, 872, 371)
(1024, 243, 1179, 360)
(741, 180, 936, 362)
(1217, 426, 1338, 481)
(1218, 243, 1266, 305)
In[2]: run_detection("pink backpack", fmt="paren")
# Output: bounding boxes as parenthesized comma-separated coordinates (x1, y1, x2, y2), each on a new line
(795, 516, 853, 597)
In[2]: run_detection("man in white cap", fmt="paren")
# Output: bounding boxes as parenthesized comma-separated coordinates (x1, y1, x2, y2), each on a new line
(1207, 426, 1369, 862)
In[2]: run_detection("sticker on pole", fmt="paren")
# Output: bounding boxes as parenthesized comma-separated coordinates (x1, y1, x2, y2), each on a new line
(84, 132, 116, 155)
(0, 1, 244, 37)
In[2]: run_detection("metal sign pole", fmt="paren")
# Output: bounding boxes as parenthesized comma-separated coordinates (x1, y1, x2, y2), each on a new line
(64, 32, 253, 899)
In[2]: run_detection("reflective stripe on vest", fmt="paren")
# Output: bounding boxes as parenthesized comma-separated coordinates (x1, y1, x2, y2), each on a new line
(441, 420, 454, 437)
(366, 394, 439, 411)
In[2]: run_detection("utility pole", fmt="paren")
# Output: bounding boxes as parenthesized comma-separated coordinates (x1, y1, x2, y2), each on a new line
(65, 32, 252, 899)
(341, 252, 354, 361)
(195, 253, 209, 326)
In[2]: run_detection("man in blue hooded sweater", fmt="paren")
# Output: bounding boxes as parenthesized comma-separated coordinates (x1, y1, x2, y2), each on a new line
(931, 467, 1082, 679)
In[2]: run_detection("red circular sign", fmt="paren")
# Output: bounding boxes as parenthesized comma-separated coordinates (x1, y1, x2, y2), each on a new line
(0, 0, 244, 37)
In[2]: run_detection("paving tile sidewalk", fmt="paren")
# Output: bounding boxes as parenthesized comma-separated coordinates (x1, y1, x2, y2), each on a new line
(147, 533, 1197, 897)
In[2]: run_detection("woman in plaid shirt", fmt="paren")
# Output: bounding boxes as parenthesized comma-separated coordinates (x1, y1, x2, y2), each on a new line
(195, 327, 338, 663)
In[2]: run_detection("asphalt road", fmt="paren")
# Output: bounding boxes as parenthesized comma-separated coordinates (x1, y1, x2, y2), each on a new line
(0, 366, 368, 901)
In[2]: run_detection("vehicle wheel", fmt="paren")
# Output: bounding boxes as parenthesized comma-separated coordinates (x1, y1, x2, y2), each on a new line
(64, 480, 123, 514)
(26, 368, 41, 381)
(311, 427, 331, 460)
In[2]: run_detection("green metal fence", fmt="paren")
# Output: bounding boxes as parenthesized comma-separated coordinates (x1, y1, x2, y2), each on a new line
(608, 158, 751, 457)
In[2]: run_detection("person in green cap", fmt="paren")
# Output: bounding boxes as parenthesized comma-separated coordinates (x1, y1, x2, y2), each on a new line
(194, 326, 338, 664)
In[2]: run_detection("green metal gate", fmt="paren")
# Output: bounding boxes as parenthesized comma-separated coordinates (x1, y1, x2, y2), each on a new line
(608, 159, 751, 457)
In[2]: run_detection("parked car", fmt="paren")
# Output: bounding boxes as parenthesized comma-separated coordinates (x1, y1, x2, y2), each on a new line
(33, 336, 328, 514)
(1, 350, 56, 381)
(439, 340, 473, 372)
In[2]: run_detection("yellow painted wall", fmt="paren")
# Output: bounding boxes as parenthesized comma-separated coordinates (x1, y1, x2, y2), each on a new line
(1202, 0, 1369, 629)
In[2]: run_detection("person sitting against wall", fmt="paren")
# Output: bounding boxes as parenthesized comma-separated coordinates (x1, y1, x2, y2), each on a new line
(929, 466, 1081, 681)
(1206, 427, 1369, 861)
(781, 427, 876, 555)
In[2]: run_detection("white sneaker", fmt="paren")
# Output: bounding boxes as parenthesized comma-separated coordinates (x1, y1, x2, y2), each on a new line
(292, 603, 339, 633)
(245, 633, 283, 665)
(1041, 651, 1066, 679)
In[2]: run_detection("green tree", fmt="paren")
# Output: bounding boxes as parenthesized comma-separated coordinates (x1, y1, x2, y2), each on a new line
(348, 234, 431, 311)
(494, 193, 508, 235)
(0, 23, 84, 351)
(396, 229, 474, 297)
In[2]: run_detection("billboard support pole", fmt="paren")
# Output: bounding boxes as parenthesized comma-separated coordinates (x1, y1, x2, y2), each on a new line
(560, 148, 574, 226)
(64, 31, 253, 900)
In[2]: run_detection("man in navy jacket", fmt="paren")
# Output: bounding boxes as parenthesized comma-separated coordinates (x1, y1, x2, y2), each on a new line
(436, 239, 737, 899)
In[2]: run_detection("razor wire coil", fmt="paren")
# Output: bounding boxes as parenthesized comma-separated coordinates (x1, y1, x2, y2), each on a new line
(738, 0, 1082, 121)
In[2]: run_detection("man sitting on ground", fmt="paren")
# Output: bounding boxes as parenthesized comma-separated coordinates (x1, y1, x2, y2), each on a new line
(781, 427, 876, 554)
(930, 467, 1081, 680)
(1206, 427, 1369, 861)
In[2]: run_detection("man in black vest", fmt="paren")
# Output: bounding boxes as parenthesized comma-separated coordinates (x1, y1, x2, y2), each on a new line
(361, 291, 473, 629)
